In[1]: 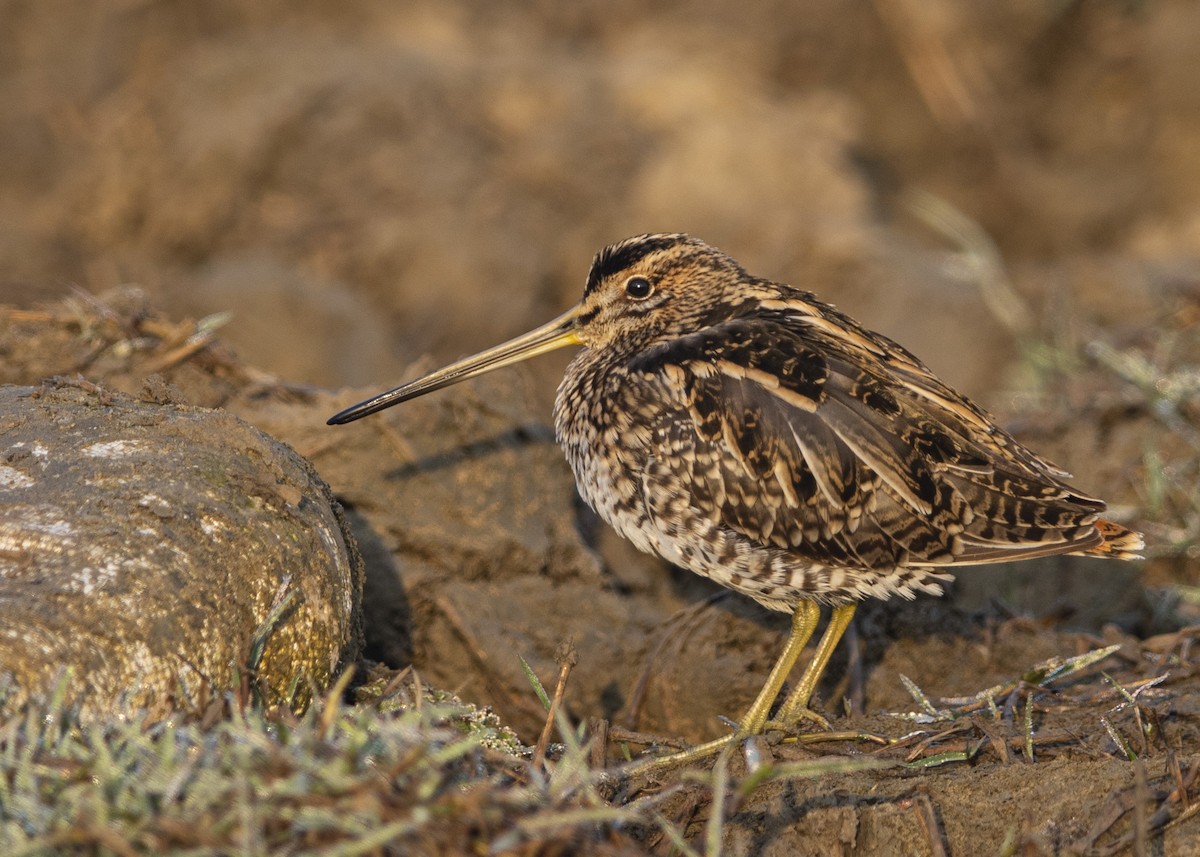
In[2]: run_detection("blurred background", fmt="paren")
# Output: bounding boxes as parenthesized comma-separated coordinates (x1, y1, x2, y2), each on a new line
(1, 1, 1197, 602)
(2, 1, 1195, 378)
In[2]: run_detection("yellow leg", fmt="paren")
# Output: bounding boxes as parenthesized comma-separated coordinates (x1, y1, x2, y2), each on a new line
(737, 599, 821, 734)
(771, 602, 856, 727)
(623, 600, 822, 774)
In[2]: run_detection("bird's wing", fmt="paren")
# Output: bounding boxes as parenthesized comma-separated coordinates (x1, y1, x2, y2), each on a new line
(628, 300, 1107, 571)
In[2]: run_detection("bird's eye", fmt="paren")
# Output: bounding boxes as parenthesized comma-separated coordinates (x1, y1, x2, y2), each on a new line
(624, 276, 653, 300)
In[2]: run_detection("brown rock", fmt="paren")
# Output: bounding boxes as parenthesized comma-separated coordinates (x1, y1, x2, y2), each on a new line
(0, 380, 363, 715)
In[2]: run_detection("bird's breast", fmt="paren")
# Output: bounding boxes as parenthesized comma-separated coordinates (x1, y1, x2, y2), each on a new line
(552, 350, 668, 554)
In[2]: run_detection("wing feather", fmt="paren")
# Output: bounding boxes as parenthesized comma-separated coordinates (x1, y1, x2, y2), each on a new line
(630, 300, 1115, 573)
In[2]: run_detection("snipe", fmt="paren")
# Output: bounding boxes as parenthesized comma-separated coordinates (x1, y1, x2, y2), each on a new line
(329, 233, 1143, 769)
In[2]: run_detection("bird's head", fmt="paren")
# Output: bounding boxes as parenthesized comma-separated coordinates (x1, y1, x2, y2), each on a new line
(569, 233, 748, 349)
(327, 233, 748, 424)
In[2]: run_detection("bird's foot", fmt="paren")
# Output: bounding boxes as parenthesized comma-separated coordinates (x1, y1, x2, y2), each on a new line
(618, 730, 745, 777)
(763, 705, 831, 733)
(619, 707, 835, 778)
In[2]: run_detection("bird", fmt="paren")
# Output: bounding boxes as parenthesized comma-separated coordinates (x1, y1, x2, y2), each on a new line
(328, 233, 1144, 769)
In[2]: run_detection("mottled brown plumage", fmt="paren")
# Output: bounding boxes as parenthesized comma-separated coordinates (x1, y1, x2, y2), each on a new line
(330, 233, 1143, 769)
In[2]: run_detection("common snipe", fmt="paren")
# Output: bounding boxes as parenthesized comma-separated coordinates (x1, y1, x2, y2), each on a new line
(329, 233, 1143, 768)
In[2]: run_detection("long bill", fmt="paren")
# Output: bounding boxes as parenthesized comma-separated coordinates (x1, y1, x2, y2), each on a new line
(327, 306, 583, 425)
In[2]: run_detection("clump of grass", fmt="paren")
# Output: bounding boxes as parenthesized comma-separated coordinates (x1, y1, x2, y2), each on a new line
(0, 661, 899, 855)
(0, 669, 632, 855)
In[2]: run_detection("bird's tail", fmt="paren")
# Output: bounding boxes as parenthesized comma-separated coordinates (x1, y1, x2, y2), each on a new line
(1071, 519, 1145, 560)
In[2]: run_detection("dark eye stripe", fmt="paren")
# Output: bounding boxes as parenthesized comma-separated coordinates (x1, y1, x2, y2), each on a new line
(576, 306, 601, 326)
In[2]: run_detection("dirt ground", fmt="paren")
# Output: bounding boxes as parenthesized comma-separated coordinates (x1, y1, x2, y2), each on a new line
(3, 2, 1200, 853)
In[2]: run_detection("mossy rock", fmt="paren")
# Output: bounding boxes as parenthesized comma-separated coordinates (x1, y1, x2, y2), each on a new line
(0, 380, 363, 715)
